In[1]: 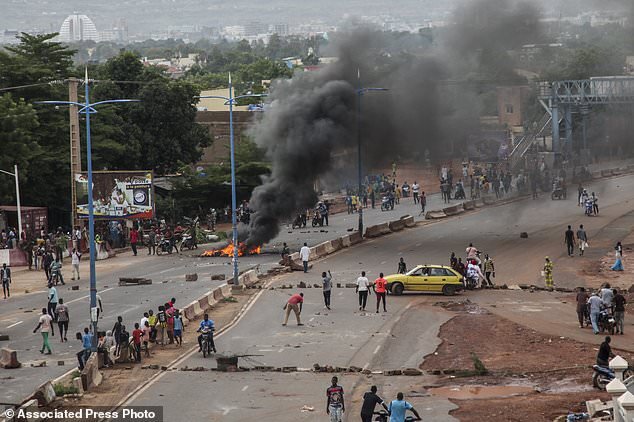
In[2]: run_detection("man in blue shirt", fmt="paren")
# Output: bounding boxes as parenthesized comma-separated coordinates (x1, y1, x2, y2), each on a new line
(197, 313, 216, 353)
(77, 327, 93, 370)
(388, 392, 421, 422)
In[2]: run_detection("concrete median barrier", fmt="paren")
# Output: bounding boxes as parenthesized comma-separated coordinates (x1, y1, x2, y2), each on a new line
(482, 196, 496, 205)
(612, 168, 622, 175)
(442, 205, 464, 216)
(80, 353, 102, 392)
(401, 215, 415, 227)
(388, 219, 406, 231)
(330, 238, 343, 251)
(474, 199, 484, 208)
(0, 347, 20, 368)
(33, 381, 56, 406)
(601, 169, 613, 177)
(591, 170, 602, 179)
(462, 200, 476, 210)
(425, 210, 447, 219)
(365, 222, 391, 238)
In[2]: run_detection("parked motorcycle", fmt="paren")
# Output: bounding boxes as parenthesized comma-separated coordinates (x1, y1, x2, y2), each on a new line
(381, 196, 394, 211)
(181, 233, 197, 250)
(312, 209, 323, 227)
(598, 309, 616, 335)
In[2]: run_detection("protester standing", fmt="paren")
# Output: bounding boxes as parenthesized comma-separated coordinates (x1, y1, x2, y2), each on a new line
(78, 327, 93, 370)
(1, 263, 10, 299)
(33, 308, 53, 354)
(173, 310, 183, 346)
(360, 386, 388, 422)
(388, 392, 421, 422)
(356, 271, 370, 311)
(132, 323, 143, 362)
(373, 273, 388, 313)
(147, 227, 156, 255)
(55, 298, 69, 342)
(614, 288, 627, 335)
(71, 248, 81, 280)
(397, 258, 407, 274)
(588, 293, 603, 334)
(113, 316, 123, 356)
(282, 293, 304, 326)
(576, 287, 589, 328)
(412, 181, 420, 204)
(322, 271, 332, 310)
(483, 255, 495, 287)
(326, 376, 345, 422)
(612, 242, 624, 271)
(300, 243, 310, 273)
(543, 257, 554, 290)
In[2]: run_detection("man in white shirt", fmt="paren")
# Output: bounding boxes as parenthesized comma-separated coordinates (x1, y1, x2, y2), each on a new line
(412, 182, 420, 204)
(300, 243, 311, 273)
(71, 248, 81, 280)
(356, 271, 370, 311)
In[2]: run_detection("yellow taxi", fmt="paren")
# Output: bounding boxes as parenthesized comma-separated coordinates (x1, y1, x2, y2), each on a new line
(385, 265, 464, 296)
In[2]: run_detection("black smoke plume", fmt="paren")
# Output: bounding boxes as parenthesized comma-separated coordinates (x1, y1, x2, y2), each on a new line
(246, 0, 542, 246)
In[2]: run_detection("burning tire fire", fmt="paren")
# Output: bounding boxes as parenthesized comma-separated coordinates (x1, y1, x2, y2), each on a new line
(201, 242, 262, 257)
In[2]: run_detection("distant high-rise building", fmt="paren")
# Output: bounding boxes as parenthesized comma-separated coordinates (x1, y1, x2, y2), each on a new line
(272, 23, 289, 36)
(244, 21, 267, 36)
(59, 14, 99, 42)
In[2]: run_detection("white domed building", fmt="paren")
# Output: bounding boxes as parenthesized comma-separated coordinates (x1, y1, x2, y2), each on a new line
(59, 14, 98, 42)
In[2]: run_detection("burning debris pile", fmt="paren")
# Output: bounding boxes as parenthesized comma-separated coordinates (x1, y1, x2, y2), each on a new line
(201, 242, 261, 257)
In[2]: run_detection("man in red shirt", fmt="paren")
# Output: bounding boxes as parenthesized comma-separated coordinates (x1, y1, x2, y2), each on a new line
(283, 293, 304, 326)
(132, 322, 143, 362)
(130, 227, 139, 256)
(373, 273, 388, 313)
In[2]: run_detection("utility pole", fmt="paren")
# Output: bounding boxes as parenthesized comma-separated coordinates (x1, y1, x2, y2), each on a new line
(68, 77, 82, 229)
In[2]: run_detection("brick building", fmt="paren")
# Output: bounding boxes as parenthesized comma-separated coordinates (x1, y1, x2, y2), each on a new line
(195, 111, 256, 166)
(496, 86, 530, 128)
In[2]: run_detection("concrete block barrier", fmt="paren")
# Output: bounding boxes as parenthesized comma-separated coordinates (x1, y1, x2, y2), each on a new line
(0, 347, 21, 368)
(612, 168, 622, 175)
(348, 232, 363, 245)
(365, 223, 391, 238)
(183, 303, 197, 321)
(80, 353, 102, 392)
(442, 205, 464, 216)
(33, 381, 56, 406)
(601, 169, 613, 177)
(425, 210, 447, 219)
(330, 238, 343, 251)
(591, 170, 602, 179)
(462, 200, 476, 210)
(482, 196, 496, 205)
(186, 273, 198, 282)
(401, 215, 415, 227)
(474, 199, 485, 208)
(388, 219, 406, 231)
(238, 269, 258, 286)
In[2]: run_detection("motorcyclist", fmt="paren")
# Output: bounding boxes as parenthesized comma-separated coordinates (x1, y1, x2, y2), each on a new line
(466, 259, 484, 288)
(318, 202, 329, 226)
(197, 313, 216, 353)
(465, 243, 480, 265)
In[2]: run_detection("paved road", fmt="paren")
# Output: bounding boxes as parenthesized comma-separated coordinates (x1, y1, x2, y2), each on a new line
(125, 174, 634, 421)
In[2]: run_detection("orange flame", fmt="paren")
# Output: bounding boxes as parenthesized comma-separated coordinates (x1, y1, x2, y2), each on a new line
(201, 242, 261, 257)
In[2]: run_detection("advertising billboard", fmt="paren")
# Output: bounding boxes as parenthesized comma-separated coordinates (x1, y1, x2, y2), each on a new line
(75, 171, 154, 220)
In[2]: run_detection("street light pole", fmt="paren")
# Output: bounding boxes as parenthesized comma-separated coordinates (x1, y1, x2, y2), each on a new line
(355, 70, 388, 235)
(0, 166, 22, 241)
(36, 69, 138, 351)
(196, 75, 266, 286)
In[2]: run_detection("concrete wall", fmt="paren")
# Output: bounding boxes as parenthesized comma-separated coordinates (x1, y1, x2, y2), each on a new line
(195, 111, 256, 166)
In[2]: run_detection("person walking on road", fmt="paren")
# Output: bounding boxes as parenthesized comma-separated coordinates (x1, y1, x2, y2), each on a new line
(373, 273, 388, 313)
(1, 263, 11, 299)
(576, 287, 589, 328)
(71, 248, 81, 280)
(147, 227, 156, 255)
(576, 225, 588, 256)
(360, 385, 388, 422)
(322, 271, 332, 310)
(419, 191, 427, 215)
(612, 242, 624, 271)
(592, 192, 599, 215)
(397, 257, 407, 274)
(55, 298, 69, 342)
(282, 292, 304, 326)
(412, 181, 420, 204)
(543, 257, 554, 290)
(565, 225, 576, 257)
(33, 308, 53, 354)
(300, 243, 310, 273)
(48, 283, 58, 321)
(326, 376, 345, 422)
(600, 283, 614, 309)
(614, 288, 626, 335)
(356, 271, 370, 311)
(77, 327, 93, 370)
(130, 226, 139, 256)
(388, 392, 422, 422)
(483, 254, 495, 287)
(588, 292, 603, 334)
(132, 322, 143, 362)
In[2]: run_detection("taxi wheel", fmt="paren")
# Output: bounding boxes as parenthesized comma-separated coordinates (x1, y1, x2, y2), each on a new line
(442, 285, 456, 296)
(392, 283, 404, 296)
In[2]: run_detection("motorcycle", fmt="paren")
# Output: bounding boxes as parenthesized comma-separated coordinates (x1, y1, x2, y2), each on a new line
(381, 196, 394, 211)
(181, 233, 197, 250)
(312, 209, 323, 227)
(200, 328, 216, 358)
(592, 364, 614, 390)
(584, 199, 594, 216)
(551, 186, 567, 200)
(373, 410, 419, 422)
(156, 236, 173, 255)
(598, 309, 616, 334)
